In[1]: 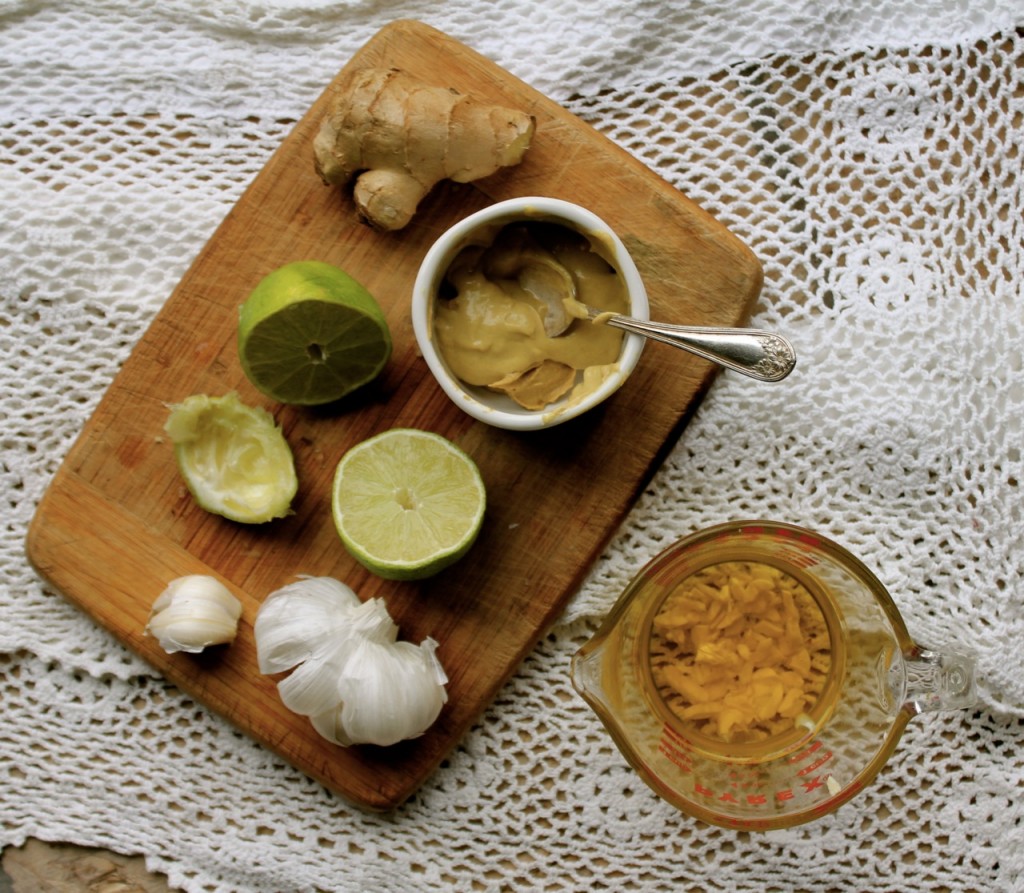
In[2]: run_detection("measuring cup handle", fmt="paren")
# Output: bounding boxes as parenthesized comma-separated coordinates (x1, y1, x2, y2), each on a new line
(902, 647, 977, 714)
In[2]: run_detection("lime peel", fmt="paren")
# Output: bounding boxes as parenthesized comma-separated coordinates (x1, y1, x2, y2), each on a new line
(332, 428, 486, 580)
(165, 392, 298, 524)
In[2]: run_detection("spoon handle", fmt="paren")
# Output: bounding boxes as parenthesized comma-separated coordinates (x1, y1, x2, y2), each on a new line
(604, 316, 797, 382)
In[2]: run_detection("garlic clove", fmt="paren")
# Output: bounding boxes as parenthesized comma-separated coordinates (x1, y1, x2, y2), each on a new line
(310, 706, 353, 746)
(274, 599, 396, 715)
(332, 636, 448, 746)
(254, 576, 361, 674)
(344, 597, 400, 644)
(146, 575, 242, 654)
(277, 643, 350, 716)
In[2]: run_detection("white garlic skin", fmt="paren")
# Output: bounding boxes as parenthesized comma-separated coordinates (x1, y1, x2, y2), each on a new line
(253, 579, 448, 747)
(146, 574, 243, 654)
(253, 576, 361, 674)
(310, 635, 448, 747)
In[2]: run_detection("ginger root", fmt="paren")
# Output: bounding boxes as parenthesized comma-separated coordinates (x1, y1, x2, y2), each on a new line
(313, 67, 535, 231)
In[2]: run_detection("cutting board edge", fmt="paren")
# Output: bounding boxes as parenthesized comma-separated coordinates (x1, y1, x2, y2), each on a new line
(24, 470, 443, 811)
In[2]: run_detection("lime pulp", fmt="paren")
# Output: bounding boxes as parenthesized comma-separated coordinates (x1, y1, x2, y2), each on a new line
(331, 428, 486, 580)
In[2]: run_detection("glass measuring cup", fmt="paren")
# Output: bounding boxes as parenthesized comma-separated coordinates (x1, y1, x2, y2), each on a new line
(570, 521, 977, 829)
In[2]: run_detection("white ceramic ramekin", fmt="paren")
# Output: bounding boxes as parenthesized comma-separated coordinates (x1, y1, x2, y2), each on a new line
(411, 197, 648, 431)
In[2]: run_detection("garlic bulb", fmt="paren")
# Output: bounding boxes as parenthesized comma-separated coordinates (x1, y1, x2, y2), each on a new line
(146, 574, 242, 654)
(253, 576, 448, 747)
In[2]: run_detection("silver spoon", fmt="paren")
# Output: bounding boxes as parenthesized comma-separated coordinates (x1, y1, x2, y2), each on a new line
(581, 309, 797, 382)
(518, 260, 797, 383)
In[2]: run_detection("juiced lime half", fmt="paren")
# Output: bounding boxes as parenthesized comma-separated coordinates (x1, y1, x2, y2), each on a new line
(165, 392, 297, 524)
(332, 429, 486, 580)
(238, 261, 392, 406)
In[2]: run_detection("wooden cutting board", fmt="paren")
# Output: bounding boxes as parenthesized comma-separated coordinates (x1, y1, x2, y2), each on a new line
(26, 20, 763, 810)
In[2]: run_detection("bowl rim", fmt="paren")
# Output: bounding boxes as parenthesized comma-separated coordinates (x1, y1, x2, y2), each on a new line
(411, 196, 649, 431)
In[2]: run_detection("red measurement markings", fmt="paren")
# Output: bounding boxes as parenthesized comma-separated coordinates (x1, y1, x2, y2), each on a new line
(661, 722, 693, 750)
(797, 751, 834, 776)
(777, 548, 818, 569)
(658, 724, 834, 808)
(788, 739, 822, 763)
(658, 724, 694, 772)
(692, 784, 775, 807)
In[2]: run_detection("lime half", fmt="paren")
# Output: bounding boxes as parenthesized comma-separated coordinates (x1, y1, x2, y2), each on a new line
(332, 429, 486, 580)
(165, 392, 297, 523)
(238, 261, 392, 406)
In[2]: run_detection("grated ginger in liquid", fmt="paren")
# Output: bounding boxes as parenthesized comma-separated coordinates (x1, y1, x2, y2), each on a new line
(649, 561, 831, 743)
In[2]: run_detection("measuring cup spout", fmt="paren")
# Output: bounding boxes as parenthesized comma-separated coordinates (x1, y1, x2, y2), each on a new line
(900, 647, 977, 715)
(570, 644, 606, 708)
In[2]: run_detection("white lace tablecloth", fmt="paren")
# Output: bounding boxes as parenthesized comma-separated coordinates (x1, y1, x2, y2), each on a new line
(3, 2, 1023, 891)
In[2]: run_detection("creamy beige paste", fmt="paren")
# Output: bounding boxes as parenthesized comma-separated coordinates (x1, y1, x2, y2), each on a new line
(432, 222, 629, 409)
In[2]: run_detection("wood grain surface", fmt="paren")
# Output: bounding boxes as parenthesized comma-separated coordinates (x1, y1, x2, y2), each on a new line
(26, 20, 763, 810)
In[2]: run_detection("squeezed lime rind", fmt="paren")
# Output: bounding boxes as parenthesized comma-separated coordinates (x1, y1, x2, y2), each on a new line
(165, 392, 298, 524)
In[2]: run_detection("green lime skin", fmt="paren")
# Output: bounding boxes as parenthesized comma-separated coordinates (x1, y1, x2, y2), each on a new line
(238, 261, 392, 406)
